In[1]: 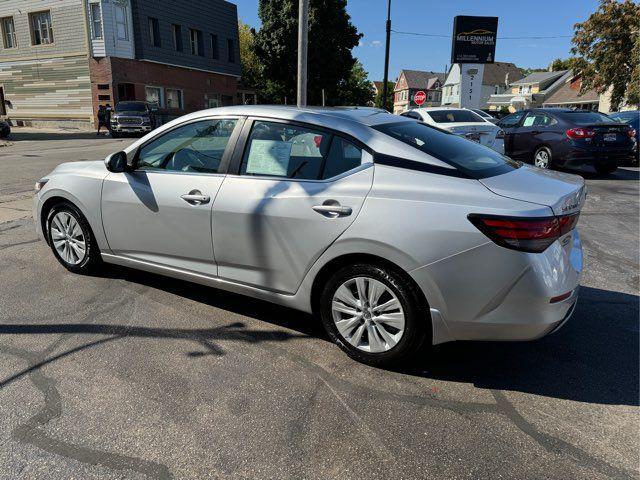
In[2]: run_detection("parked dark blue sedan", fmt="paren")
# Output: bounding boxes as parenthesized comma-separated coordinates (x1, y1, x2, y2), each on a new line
(608, 110, 639, 165)
(497, 108, 637, 175)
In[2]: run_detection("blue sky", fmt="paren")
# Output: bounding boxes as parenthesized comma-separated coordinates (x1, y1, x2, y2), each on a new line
(234, 0, 602, 81)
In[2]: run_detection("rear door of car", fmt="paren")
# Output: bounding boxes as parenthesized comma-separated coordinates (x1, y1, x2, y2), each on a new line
(511, 111, 561, 161)
(211, 118, 374, 294)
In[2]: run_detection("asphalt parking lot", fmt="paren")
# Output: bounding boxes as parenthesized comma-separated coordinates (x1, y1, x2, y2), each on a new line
(0, 129, 638, 480)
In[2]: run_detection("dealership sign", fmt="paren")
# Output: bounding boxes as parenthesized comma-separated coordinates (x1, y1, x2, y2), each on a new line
(451, 16, 498, 64)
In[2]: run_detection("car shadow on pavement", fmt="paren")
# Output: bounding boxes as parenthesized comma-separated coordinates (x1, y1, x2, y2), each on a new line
(6, 131, 127, 142)
(578, 167, 639, 181)
(411, 285, 639, 406)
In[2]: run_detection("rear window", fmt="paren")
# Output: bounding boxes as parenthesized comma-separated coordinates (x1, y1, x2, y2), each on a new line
(374, 121, 519, 179)
(427, 109, 485, 123)
(558, 111, 615, 125)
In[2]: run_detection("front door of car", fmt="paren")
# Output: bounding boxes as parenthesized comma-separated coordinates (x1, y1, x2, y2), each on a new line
(511, 112, 559, 161)
(497, 111, 526, 157)
(212, 119, 374, 294)
(101, 117, 242, 277)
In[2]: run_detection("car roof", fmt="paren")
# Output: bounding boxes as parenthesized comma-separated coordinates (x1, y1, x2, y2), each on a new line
(123, 105, 457, 170)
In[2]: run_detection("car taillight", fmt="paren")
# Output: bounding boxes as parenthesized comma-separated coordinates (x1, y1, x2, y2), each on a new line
(566, 127, 595, 139)
(468, 213, 580, 253)
(496, 129, 505, 139)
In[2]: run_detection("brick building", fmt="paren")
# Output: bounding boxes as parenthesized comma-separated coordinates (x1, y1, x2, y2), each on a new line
(0, 0, 242, 128)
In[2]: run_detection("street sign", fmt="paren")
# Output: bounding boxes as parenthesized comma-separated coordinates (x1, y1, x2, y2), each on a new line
(414, 90, 427, 106)
(451, 16, 498, 64)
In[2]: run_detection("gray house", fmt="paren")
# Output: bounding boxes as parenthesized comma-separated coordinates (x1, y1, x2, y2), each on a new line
(0, 0, 242, 128)
(487, 70, 571, 112)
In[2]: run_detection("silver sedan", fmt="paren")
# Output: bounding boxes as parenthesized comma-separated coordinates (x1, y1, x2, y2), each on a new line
(34, 106, 585, 366)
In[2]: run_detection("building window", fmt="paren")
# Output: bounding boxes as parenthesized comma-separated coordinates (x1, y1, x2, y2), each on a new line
(227, 38, 235, 62)
(30, 11, 54, 45)
(89, 3, 102, 40)
(145, 86, 164, 107)
(190, 29, 203, 56)
(166, 89, 183, 109)
(115, 5, 128, 40)
(210, 34, 218, 60)
(207, 94, 220, 108)
(1, 17, 17, 48)
(97, 84, 110, 90)
(172, 24, 182, 52)
(117, 83, 135, 101)
(148, 17, 161, 47)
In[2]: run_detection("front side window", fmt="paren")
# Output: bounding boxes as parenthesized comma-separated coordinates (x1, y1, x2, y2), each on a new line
(427, 109, 485, 124)
(114, 5, 128, 40)
(30, 11, 54, 45)
(148, 17, 160, 47)
(145, 86, 163, 107)
(374, 121, 519, 179)
(498, 111, 526, 128)
(90, 3, 102, 40)
(240, 121, 363, 180)
(137, 119, 238, 173)
(1, 17, 17, 48)
(166, 89, 183, 109)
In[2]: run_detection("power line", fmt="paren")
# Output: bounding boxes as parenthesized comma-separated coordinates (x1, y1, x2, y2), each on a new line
(391, 29, 573, 40)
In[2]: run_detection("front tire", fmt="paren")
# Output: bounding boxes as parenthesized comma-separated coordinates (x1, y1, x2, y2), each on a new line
(46, 202, 102, 273)
(533, 146, 552, 169)
(320, 263, 429, 367)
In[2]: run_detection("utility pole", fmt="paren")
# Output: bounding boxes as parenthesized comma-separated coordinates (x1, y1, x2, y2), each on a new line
(381, 0, 392, 111)
(297, 0, 309, 107)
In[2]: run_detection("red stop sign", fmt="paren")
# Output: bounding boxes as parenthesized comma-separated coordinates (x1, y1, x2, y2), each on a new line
(414, 90, 427, 106)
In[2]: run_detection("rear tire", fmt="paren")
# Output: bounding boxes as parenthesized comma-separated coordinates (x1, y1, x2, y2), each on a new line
(595, 164, 617, 176)
(319, 263, 429, 367)
(46, 202, 102, 274)
(533, 146, 552, 169)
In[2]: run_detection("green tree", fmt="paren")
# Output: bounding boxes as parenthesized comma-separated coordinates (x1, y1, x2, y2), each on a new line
(374, 81, 394, 111)
(333, 60, 374, 106)
(571, 0, 640, 110)
(238, 21, 262, 91)
(549, 58, 574, 71)
(254, 0, 362, 105)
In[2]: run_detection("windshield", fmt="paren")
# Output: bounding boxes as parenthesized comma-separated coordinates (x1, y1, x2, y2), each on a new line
(374, 121, 519, 179)
(116, 102, 147, 113)
(427, 109, 485, 123)
(472, 109, 491, 118)
(558, 111, 615, 125)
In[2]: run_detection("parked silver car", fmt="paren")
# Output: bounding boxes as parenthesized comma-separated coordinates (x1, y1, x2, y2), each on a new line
(34, 106, 585, 366)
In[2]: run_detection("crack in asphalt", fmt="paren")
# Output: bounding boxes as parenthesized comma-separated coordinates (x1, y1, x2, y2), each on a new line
(0, 290, 175, 480)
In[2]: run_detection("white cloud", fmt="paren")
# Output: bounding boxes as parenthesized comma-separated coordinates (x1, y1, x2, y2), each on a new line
(371, 40, 382, 48)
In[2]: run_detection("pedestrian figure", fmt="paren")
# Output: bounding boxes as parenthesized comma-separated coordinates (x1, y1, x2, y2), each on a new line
(96, 105, 108, 135)
(105, 104, 112, 131)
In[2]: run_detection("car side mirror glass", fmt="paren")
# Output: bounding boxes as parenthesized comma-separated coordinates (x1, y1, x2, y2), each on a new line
(105, 151, 128, 173)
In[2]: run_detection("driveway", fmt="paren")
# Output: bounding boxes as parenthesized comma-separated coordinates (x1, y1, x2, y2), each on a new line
(0, 130, 638, 479)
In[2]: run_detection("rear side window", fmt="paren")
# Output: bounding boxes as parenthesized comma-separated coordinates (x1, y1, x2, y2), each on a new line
(374, 121, 519, 179)
(240, 121, 363, 180)
(427, 109, 485, 123)
(558, 111, 615, 125)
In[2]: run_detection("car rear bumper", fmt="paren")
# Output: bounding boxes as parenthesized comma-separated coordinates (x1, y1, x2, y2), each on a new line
(411, 229, 583, 344)
(562, 146, 635, 170)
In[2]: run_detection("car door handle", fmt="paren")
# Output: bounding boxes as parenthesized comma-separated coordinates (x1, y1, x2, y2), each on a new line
(312, 205, 352, 217)
(181, 191, 210, 205)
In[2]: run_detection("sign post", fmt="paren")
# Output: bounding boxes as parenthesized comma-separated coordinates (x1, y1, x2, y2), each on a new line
(450, 16, 498, 109)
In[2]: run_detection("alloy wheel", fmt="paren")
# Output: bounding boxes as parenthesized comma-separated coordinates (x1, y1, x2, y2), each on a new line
(534, 150, 550, 169)
(331, 276, 405, 353)
(50, 211, 87, 265)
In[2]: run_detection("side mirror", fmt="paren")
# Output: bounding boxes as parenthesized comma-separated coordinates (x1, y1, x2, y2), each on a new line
(105, 151, 128, 173)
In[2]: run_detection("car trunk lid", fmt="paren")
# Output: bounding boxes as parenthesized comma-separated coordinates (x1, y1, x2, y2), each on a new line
(478, 165, 586, 216)
(444, 123, 498, 147)
(587, 123, 631, 147)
